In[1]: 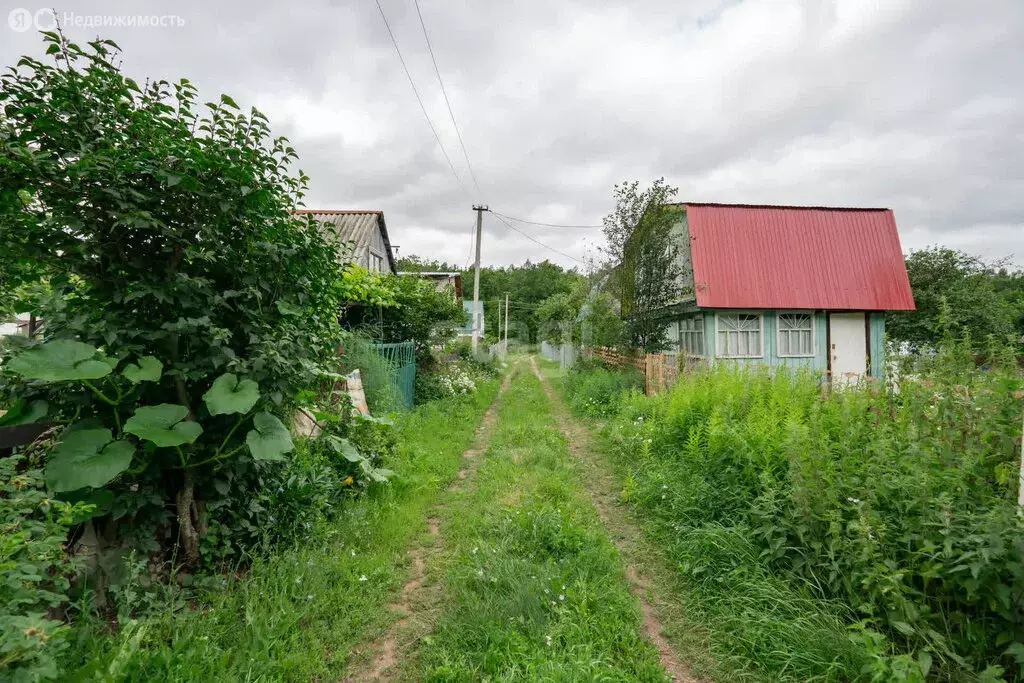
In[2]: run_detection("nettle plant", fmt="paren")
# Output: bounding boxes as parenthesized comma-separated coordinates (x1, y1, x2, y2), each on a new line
(0, 33, 351, 563)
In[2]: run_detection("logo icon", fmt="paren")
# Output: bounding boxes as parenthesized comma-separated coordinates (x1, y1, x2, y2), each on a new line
(33, 8, 56, 30)
(8, 7, 32, 31)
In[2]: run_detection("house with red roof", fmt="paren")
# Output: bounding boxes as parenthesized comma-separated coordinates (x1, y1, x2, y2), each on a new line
(643, 203, 915, 380)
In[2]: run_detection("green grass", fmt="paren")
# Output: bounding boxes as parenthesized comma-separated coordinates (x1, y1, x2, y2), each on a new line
(566, 343, 1024, 681)
(63, 380, 499, 682)
(409, 367, 669, 681)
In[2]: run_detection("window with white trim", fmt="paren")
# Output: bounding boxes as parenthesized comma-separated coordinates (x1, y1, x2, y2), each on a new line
(716, 313, 762, 358)
(777, 313, 814, 357)
(679, 315, 704, 356)
(369, 252, 383, 272)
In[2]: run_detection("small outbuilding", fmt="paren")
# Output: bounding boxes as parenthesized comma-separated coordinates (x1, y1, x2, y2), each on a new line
(398, 271, 462, 302)
(295, 209, 396, 274)
(655, 203, 915, 381)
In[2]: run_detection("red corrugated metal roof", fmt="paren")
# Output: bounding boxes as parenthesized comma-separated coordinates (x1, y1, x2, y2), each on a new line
(685, 203, 915, 310)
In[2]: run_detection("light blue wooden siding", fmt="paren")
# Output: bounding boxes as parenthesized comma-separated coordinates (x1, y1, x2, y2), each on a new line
(869, 312, 885, 378)
(702, 310, 828, 372)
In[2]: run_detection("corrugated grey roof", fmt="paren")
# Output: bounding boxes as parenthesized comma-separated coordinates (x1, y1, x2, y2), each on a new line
(295, 210, 395, 271)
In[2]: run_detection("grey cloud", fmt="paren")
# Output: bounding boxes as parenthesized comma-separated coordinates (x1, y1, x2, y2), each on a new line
(1, 0, 1021, 268)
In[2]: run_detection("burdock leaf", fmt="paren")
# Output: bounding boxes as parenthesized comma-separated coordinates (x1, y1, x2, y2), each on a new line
(327, 436, 362, 463)
(0, 399, 48, 426)
(245, 411, 293, 461)
(203, 373, 260, 415)
(45, 426, 135, 491)
(124, 404, 203, 447)
(122, 356, 163, 384)
(7, 340, 114, 381)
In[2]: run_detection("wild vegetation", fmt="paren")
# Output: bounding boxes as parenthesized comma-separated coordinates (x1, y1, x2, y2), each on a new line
(0, 33, 490, 681)
(603, 179, 683, 352)
(62, 380, 498, 680)
(564, 337, 1024, 681)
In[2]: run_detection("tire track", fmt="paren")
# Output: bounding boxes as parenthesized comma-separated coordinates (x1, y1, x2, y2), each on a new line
(345, 364, 518, 682)
(530, 356, 702, 683)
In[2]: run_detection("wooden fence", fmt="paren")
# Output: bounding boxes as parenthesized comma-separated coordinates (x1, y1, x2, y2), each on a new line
(585, 346, 707, 395)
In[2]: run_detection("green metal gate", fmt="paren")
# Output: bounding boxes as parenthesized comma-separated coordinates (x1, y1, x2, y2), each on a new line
(371, 341, 416, 409)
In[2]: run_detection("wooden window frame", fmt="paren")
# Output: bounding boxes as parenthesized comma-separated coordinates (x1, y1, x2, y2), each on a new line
(776, 311, 816, 358)
(715, 312, 764, 358)
(368, 249, 384, 273)
(679, 314, 705, 357)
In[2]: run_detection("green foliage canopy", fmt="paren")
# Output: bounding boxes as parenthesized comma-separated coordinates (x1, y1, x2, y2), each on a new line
(0, 33, 362, 566)
(603, 179, 682, 352)
(888, 247, 1024, 350)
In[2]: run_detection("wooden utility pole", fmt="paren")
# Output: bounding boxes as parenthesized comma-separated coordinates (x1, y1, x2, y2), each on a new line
(504, 292, 510, 355)
(471, 205, 488, 354)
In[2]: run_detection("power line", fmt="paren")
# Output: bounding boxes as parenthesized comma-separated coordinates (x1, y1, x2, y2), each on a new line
(491, 209, 603, 229)
(413, 0, 482, 199)
(491, 213, 586, 265)
(375, 0, 469, 197)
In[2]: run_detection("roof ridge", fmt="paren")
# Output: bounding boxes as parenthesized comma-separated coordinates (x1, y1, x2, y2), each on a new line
(294, 209, 383, 215)
(675, 202, 891, 212)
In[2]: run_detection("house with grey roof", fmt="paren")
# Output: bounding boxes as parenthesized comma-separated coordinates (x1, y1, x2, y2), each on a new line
(295, 209, 396, 273)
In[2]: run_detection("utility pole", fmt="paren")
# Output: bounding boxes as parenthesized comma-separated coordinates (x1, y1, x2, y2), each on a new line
(471, 204, 488, 354)
(504, 292, 510, 357)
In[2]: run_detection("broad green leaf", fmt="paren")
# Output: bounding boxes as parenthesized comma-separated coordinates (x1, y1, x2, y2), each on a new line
(369, 467, 396, 483)
(45, 427, 135, 491)
(122, 356, 163, 384)
(359, 459, 394, 483)
(0, 399, 48, 426)
(918, 651, 933, 678)
(275, 300, 302, 316)
(327, 436, 362, 463)
(7, 340, 114, 381)
(220, 94, 239, 109)
(203, 373, 260, 415)
(245, 411, 293, 461)
(124, 404, 202, 447)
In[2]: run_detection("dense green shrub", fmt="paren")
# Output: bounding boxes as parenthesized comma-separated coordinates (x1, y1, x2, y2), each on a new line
(594, 339, 1024, 679)
(0, 33, 369, 572)
(563, 359, 643, 415)
(1, 445, 93, 681)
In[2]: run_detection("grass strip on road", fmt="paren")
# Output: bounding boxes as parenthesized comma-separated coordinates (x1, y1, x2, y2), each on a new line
(410, 366, 670, 681)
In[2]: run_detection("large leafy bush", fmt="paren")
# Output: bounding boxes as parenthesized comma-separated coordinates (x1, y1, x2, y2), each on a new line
(0, 33, 352, 567)
(343, 274, 466, 368)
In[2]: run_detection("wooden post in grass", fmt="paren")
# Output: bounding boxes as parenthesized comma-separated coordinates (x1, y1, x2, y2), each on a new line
(1015, 389, 1024, 507)
(1017, 389, 1024, 506)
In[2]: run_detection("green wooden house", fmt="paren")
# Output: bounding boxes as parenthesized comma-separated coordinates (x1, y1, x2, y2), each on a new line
(649, 203, 915, 381)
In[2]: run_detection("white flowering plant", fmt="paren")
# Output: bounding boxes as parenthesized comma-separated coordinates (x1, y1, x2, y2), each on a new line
(414, 361, 489, 402)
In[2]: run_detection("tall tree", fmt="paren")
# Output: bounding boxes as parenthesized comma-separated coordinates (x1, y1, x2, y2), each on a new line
(888, 247, 1023, 350)
(394, 255, 460, 273)
(602, 179, 682, 352)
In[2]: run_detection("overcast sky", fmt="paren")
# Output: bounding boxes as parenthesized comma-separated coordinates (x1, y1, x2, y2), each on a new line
(4, 0, 1022, 269)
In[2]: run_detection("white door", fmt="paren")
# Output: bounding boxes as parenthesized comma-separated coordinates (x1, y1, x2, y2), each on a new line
(829, 313, 866, 383)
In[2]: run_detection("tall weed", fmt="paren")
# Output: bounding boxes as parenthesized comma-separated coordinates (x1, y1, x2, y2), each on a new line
(564, 359, 643, 415)
(581, 338, 1024, 679)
